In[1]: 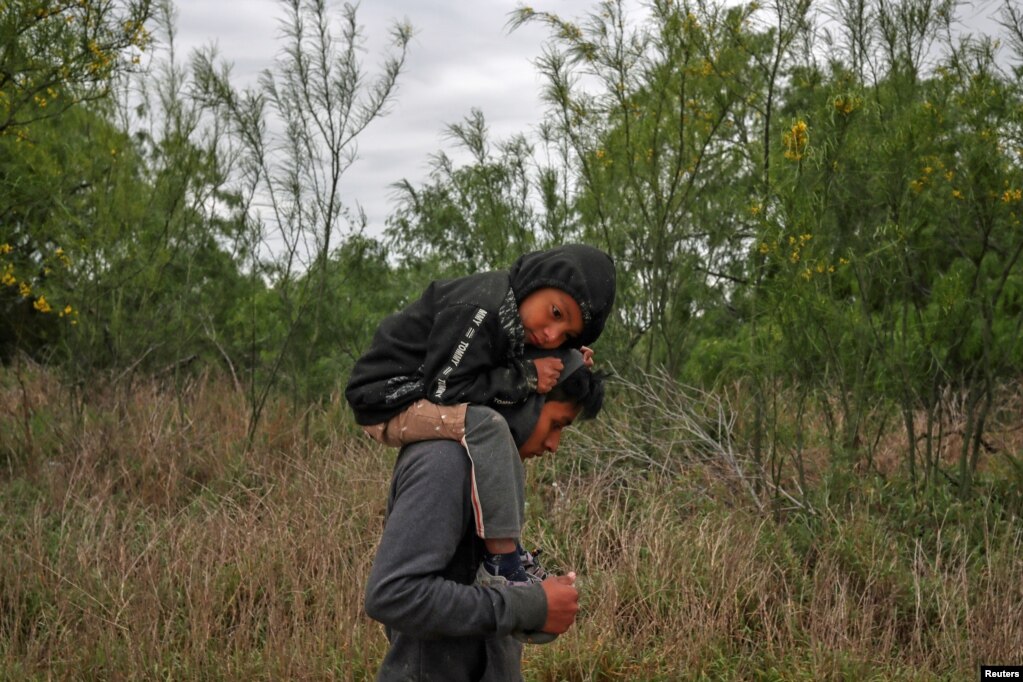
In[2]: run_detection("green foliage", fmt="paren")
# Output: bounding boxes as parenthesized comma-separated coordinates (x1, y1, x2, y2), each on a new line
(192, 0, 412, 436)
(4, 0, 1023, 509)
(1, 0, 153, 361)
(373, 0, 1023, 500)
(511, 0, 772, 373)
(0, 0, 152, 135)
(246, 236, 412, 402)
(387, 109, 550, 273)
(751, 17, 1023, 489)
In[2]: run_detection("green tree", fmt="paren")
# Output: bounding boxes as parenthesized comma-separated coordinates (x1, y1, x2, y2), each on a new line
(0, 0, 152, 135)
(741, 0, 1023, 495)
(387, 109, 556, 274)
(513, 0, 1023, 502)
(1, 0, 153, 362)
(193, 0, 411, 440)
(514, 0, 772, 373)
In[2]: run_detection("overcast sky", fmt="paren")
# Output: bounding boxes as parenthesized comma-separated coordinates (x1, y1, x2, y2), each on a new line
(169, 0, 1012, 238)
(170, 0, 617, 236)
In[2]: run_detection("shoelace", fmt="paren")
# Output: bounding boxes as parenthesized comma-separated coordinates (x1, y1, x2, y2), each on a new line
(520, 547, 549, 582)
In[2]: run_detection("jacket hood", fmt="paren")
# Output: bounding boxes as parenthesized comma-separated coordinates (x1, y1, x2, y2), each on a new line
(509, 244, 616, 347)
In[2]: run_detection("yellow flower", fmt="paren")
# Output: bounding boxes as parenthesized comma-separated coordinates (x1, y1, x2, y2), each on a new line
(0, 243, 11, 254)
(952, 189, 963, 200)
(833, 95, 860, 115)
(1002, 189, 1022, 203)
(783, 120, 809, 161)
(19, 281, 31, 297)
(33, 296, 52, 313)
(1, 271, 15, 287)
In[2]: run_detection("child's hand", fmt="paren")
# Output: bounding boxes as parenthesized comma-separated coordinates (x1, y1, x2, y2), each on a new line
(580, 346, 594, 368)
(533, 357, 564, 394)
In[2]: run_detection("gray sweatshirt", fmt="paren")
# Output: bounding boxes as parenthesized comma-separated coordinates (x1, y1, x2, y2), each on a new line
(364, 439, 548, 681)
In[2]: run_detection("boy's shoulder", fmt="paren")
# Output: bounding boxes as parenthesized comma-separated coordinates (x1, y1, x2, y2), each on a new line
(424, 269, 511, 312)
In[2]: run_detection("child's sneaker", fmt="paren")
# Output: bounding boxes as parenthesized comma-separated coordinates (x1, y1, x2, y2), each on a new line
(474, 561, 531, 588)
(519, 546, 549, 583)
(478, 551, 532, 585)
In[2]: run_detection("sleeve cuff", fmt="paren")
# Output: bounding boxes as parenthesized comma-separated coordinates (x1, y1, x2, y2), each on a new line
(498, 582, 547, 633)
(523, 360, 538, 392)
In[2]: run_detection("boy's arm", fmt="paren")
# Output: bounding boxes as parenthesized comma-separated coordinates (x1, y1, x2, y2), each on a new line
(364, 441, 547, 638)
(421, 304, 537, 406)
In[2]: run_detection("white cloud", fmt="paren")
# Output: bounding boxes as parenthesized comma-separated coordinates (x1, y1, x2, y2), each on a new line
(170, 0, 603, 236)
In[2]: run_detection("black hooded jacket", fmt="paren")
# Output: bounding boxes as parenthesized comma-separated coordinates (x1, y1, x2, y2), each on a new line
(344, 244, 616, 426)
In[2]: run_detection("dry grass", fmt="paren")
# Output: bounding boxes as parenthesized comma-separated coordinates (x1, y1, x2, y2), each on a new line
(1, 363, 391, 679)
(2, 363, 1021, 680)
(520, 455, 1023, 680)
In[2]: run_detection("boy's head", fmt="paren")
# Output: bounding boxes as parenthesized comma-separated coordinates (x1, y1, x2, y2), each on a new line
(517, 287, 584, 349)
(510, 244, 616, 349)
(498, 348, 608, 458)
(517, 354, 608, 459)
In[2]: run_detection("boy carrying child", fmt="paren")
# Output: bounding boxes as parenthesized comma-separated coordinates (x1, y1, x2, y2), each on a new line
(345, 243, 615, 591)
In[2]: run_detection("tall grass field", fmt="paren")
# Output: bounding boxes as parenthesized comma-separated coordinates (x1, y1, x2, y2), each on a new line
(2, 364, 1021, 680)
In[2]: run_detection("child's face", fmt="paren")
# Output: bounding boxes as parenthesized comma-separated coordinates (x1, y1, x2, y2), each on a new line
(518, 287, 584, 349)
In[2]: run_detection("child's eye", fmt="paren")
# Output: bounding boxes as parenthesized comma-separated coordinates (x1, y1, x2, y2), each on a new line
(552, 305, 562, 319)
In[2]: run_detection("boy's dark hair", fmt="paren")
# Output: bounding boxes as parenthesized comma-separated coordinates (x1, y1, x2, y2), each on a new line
(546, 368, 609, 420)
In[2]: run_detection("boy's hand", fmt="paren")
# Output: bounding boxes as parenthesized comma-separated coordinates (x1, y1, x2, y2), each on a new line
(533, 357, 564, 394)
(580, 346, 594, 368)
(540, 572, 579, 634)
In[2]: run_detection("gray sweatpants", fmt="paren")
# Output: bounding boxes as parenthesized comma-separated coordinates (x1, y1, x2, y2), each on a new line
(462, 405, 525, 539)
(364, 402, 524, 540)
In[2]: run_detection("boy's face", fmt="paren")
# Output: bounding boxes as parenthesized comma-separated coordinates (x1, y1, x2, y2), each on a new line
(518, 400, 581, 460)
(518, 287, 584, 349)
